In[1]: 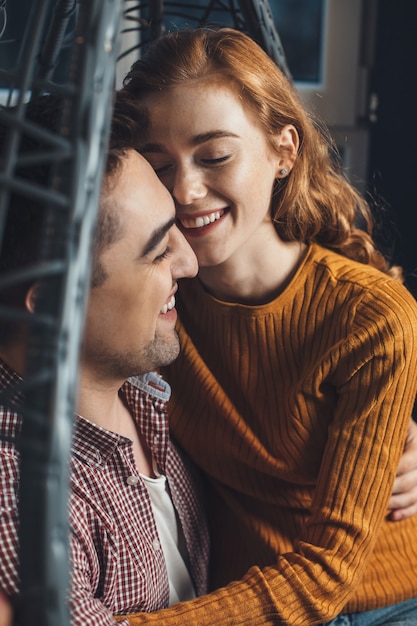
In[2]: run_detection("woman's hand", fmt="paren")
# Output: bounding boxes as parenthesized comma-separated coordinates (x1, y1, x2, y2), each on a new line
(388, 418, 417, 520)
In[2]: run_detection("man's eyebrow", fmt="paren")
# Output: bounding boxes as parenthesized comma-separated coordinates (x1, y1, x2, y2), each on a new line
(141, 217, 176, 258)
(139, 131, 239, 153)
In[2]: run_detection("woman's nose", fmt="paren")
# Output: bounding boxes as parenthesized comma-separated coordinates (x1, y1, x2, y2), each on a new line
(172, 164, 207, 206)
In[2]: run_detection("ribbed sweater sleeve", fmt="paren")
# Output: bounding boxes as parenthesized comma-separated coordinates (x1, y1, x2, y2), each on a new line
(120, 244, 417, 625)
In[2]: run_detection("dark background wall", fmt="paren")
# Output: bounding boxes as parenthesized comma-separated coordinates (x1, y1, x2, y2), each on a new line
(368, 1, 417, 297)
(1, 0, 414, 295)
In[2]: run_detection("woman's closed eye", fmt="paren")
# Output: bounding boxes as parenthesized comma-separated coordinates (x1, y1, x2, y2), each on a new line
(201, 155, 231, 165)
(152, 162, 173, 176)
(140, 153, 173, 176)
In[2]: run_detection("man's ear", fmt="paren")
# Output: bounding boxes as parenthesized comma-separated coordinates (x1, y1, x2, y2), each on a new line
(274, 124, 300, 177)
(25, 283, 38, 313)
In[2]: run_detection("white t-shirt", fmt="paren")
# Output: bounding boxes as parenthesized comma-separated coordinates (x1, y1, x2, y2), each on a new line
(140, 472, 196, 605)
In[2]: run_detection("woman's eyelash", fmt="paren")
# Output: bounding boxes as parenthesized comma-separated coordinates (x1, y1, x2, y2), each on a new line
(203, 155, 230, 164)
(152, 165, 171, 176)
(153, 155, 231, 172)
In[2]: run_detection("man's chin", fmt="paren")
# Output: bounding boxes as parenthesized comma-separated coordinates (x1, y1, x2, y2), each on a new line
(149, 333, 180, 370)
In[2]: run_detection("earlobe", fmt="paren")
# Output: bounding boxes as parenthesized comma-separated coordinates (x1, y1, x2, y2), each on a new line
(275, 124, 299, 177)
(25, 284, 38, 313)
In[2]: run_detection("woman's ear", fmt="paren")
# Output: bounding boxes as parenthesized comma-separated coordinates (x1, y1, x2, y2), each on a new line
(25, 283, 38, 313)
(274, 124, 299, 178)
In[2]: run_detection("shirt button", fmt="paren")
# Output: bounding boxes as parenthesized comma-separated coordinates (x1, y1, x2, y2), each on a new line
(152, 538, 160, 551)
(126, 475, 139, 486)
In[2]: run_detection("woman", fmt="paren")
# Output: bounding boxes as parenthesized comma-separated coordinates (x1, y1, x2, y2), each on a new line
(121, 28, 417, 624)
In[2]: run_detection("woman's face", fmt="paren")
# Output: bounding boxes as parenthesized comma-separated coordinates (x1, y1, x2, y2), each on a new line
(140, 80, 291, 268)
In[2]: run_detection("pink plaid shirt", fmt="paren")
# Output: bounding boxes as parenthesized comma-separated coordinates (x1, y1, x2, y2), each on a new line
(0, 360, 209, 624)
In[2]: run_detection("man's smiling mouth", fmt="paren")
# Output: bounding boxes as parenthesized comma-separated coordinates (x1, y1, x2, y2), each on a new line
(160, 295, 175, 315)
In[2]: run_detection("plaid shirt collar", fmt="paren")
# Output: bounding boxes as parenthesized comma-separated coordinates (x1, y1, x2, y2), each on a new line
(71, 372, 172, 471)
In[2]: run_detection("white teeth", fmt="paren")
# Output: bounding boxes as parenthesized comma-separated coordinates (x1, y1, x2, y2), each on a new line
(160, 295, 175, 315)
(180, 209, 224, 229)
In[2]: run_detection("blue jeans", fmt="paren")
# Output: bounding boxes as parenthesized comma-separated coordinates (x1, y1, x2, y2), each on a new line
(322, 597, 417, 625)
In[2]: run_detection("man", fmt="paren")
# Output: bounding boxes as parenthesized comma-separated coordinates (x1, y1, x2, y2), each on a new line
(0, 93, 208, 624)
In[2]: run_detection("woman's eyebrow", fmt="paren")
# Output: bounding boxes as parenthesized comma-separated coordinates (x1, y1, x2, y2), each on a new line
(139, 142, 168, 154)
(191, 130, 239, 145)
(139, 131, 239, 153)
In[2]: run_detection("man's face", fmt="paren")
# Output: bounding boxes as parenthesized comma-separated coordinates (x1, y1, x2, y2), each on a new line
(82, 150, 198, 383)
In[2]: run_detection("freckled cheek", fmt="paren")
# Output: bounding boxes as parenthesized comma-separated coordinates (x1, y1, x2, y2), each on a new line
(215, 172, 251, 204)
(228, 160, 264, 189)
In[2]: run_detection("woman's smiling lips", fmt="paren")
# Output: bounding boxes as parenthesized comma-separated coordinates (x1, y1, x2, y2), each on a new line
(178, 208, 226, 231)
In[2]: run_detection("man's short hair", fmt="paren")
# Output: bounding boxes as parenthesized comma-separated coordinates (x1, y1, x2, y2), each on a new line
(0, 90, 147, 344)
(91, 91, 149, 287)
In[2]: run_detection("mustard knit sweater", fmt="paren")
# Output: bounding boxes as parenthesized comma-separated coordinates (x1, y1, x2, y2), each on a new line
(124, 243, 417, 625)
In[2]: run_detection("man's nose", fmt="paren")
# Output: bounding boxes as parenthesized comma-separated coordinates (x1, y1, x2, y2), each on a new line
(171, 226, 198, 279)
